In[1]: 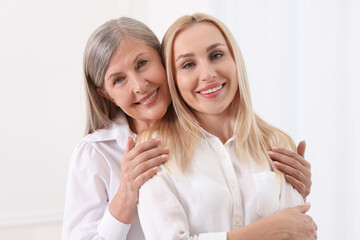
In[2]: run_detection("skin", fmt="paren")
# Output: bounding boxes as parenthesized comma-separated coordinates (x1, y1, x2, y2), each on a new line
(99, 38, 171, 133)
(174, 22, 238, 143)
(269, 140, 312, 200)
(172, 22, 317, 239)
(93, 30, 311, 225)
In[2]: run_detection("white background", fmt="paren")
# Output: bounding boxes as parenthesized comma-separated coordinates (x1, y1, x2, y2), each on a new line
(0, 0, 359, 239)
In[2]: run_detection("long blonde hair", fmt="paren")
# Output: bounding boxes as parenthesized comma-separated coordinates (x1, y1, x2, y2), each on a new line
(83, 17, 161, 134)
(138, 13, 295, 172)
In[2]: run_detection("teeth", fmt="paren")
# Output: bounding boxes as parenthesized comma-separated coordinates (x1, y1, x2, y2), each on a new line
(140, 89, 158, 104)
(200, 85, 223, 94)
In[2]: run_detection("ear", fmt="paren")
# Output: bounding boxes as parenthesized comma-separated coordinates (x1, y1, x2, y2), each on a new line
(96, 88, 113, 101)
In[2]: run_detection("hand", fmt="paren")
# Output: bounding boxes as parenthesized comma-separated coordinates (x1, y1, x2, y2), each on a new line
(270, 204, 318, 240)
(227, 204, 317, 240)
(109, 137, 169, 223)
(268, 140, 312, 200)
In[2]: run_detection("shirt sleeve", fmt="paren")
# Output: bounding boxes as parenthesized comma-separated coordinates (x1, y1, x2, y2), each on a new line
(138, 167, 227, 240)
(62, 141, 131, 240)
(279, 176, 305, 209)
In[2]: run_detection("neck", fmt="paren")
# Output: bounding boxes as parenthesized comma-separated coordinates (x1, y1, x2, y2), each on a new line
(127, 116, 158, 134)
(194, 110, 232, 144)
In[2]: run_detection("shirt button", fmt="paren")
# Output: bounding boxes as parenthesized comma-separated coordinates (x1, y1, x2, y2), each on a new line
(221, 155, 227, 160)
(235, 217, 242, 225)
(230, 182, 237, 189)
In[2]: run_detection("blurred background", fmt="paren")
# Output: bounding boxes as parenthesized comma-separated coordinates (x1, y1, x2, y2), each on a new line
(0, 0, 359, 239)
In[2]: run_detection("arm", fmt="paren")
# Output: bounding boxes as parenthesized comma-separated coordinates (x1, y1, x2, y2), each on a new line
(227, 204, 317, 240)
(109, 137, 168, 223)
(268, 140, 312, 200)
(62, 138, 168, 240)
(62, 141, 125, 240)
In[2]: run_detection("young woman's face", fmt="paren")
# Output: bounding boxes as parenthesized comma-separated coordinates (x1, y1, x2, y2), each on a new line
(173, 22, 238, 120)
(101, 38, 171, 132)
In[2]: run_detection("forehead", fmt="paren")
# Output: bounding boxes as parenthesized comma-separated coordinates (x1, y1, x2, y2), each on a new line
(112, 38, 155, 60)
(173, 22, 227, 54)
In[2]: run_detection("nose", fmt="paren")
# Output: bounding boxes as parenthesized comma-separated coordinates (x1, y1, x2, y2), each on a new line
(199, 60, 217, 82)
(129, 72, 148, 93)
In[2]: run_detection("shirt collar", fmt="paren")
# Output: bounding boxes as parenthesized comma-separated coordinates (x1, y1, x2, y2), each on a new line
(201, 128, 236, 145)
(84, 111, 136, 146)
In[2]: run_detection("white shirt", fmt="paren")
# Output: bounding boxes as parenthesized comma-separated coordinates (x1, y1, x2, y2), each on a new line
(138, 131, 304, 240)
(62, 113, 145, 240)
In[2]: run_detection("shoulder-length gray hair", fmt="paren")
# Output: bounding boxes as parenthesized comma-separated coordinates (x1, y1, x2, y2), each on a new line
(83, 17, 161, 134)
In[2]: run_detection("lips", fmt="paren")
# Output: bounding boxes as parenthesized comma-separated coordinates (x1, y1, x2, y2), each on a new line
(196, 82, 225, 95)
(137, 88, 159, 104)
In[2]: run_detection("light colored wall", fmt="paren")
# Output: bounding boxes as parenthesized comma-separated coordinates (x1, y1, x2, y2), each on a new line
(1, 0, 359, 239)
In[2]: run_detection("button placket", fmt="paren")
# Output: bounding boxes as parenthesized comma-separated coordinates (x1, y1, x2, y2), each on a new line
(211, 137, 244, 228)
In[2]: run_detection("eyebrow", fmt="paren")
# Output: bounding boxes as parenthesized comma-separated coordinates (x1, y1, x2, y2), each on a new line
(175, 43, 225, 63)
(105, 52, 147, 82)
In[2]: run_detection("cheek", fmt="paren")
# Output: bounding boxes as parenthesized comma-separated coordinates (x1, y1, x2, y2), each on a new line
(176, 78, 191, 100)
(110, 90, 131, 107)
(177, 73, 194, 91)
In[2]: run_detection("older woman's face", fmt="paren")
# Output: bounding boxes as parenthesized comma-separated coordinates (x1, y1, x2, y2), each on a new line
(101, 38, 171, 132)
(173, 22, 238, 122)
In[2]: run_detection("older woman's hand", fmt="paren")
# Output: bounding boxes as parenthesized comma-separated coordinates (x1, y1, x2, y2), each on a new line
(109, 137, 169, 223)
(268, 140, 312, 200)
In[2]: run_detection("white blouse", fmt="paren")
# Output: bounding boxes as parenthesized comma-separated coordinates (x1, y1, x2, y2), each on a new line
(138, 131, 304, 240)
(62, 113, 144, 240)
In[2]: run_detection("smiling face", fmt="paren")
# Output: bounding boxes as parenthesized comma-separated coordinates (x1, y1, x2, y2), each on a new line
(100, 38, 171, 133)
(173, 22, 238, 123)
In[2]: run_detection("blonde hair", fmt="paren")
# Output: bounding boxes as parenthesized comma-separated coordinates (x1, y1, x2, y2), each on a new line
(138, 13, 296, 172)
(83, 17, 161, 134)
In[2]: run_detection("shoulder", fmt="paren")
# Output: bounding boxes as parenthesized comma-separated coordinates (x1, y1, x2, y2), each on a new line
(83, 112, 134, 143)
(70, 113, 134, 171)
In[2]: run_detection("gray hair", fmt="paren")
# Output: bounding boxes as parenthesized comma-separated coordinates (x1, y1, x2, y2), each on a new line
(83, 17, 161, 134)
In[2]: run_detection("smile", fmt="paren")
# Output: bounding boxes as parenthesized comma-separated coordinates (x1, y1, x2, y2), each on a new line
(199, 84, 223, 95)
(139, 88, 158, 104)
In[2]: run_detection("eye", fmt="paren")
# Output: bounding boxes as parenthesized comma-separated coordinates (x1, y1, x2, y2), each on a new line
(210, 51, 223, 60)
(181, 61, 195, 69)
(114, 77, 124, 85)
(137, 59, 148, 68)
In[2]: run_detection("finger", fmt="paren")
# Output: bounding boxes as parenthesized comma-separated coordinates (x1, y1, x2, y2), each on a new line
(269, 151, 304, 170)
(127, 138, 162, 160)
(131, 153, 168, 179)
(313, 219, 318, 231)
(132, 146, 169, 166)
(271, 146, 310, 168)
(297, 140, 306, 158)
(284, 174, 307, 199)
(296, 202, 311, 214)
(125, 137, 136, 153)
(133, 166, 159, 189)
(274, 160, 306, 182)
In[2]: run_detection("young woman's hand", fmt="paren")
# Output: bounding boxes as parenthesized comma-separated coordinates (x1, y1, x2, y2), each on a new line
(268, 140, 312, 200)
(109, 137, 168, 223)
(227, 204, 317, 240)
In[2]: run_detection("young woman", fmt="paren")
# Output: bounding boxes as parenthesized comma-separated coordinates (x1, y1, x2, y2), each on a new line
(63, 16, 313, 240)
(137, 13, 317, 240)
